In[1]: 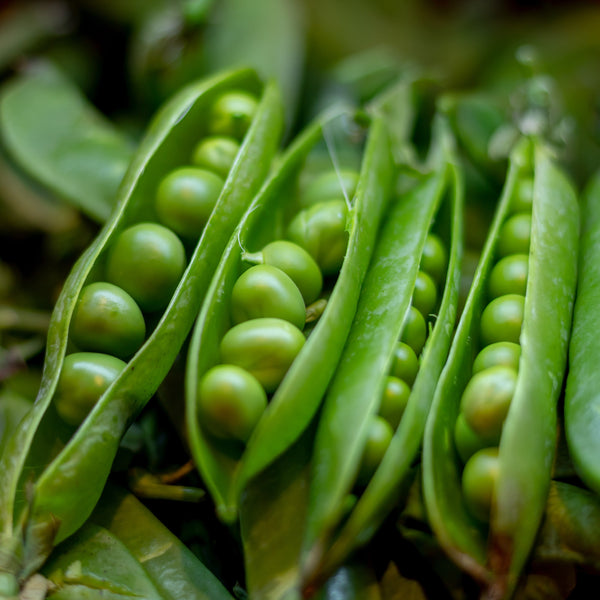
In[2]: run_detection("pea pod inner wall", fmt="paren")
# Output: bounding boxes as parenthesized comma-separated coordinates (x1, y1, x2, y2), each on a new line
(185, 110, 394, 523)
(0, 68, 283, 580)
(422, 138, 578, 598)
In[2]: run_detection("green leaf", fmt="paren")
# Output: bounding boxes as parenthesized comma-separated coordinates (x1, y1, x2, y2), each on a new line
(0, 65, 134, 223)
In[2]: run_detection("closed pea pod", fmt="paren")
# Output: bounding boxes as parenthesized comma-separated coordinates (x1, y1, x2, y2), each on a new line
(422, 137, 578, 598)
(185, 108, 394, 523)
(565, 172, 600, 498)
(301, 114, 463, 588)
(0, 68, 283, 583)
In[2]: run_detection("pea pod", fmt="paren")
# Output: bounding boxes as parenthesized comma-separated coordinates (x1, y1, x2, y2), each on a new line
(300, 116, 463, 588)
(0, 67, 283, 583)
(564, 172, 600, 497)
(422, 137, 578, 598)
(185, 109, 394, 523)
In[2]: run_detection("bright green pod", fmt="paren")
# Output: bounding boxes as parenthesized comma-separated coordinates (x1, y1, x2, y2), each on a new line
(186, 108, 395, 524)
(565, 172, 600, 498)
(301, 114, 463, 589)
(423, 137, 578, 598)
(0, 68, 283, 582)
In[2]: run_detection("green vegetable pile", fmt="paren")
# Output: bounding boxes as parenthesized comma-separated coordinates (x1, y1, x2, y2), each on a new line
(1, 1, 600, 599)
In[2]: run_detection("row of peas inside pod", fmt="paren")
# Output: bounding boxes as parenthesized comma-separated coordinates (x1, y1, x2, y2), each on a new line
(0, 68, 284, 587)
(185, 109, 395, 523)
(300, 115, 464, 588)
(54, 88, 260, 427)
(422, 137, 579, 599)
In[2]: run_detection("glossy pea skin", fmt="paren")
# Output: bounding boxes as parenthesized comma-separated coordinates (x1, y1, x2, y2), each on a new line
(243, 240, 323, 305)
(196, 364, 267, 443)
(230, 264, 306, 329)
(459, 365, 517, 444)
(356, 415, 393, 486)
(155, 167, 224, 239)
(286, 199, 349, 276)
(412, 270, 438, 316)
(54, 352, 126, 426)
(70, 282, 146, 360)
(421, 233, 447, 285)
(496, 213, 532, 258)
(105, 223, 186, 313)
(461, 447, 499, 523)
(208, 90, 258, 141)
(488, 254, 529, 298)
(300, 169, 360, 207)
(389, 342, 419, 386)
(511, 176, 534, 213)
(472, 341, 521, 375)
(379, 375, 410, 429)
(400, 306, 427, 356)
(480, 294, 525, 346)
(192, 136, 240, 179)
(219, 317, 305, 393)
(454, 413, 491, 464)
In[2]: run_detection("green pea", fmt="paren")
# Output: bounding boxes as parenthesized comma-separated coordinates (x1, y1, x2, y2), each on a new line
(243, 240, 323, 305)
(421, 233, 447, 285)
(191, 136, 240, 179)
(472, 341, 521, 375)
(480, 294, 525, 346)
(220, 318, 305, 393)
(497, 213, 532, 258)
(389, 342, 419, 386)
(196, 364, 267, 443)
(106, 223, 186, 313)
(511, 176, 534, 214)
(412, 270, 438, 316)
(300, 168, 360, 207)
(230, 264, 306, 329)
(379, 375, 410, 429)
(54, 352, 126, 426)
(459, 365, 517, 444)
(0, 573, 18, 597)
(208, 90, 258, 141)
(488, 254, 529, 298)
(286, 200, 349, 276)
(70, 282, 146, 360)
(155, 167, 224, 239)
(454, 413, 491, 464)
(461, 447, 499, 523)
(356, 415, 393, 486)
(400, 306, 427, 356)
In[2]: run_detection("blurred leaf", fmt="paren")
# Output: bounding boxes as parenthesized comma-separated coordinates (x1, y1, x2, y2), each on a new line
(204, 0, 305, 126)
(0, 387, 33, 455)
(0, 63, 134, 223)
(43, 485, 233, 599)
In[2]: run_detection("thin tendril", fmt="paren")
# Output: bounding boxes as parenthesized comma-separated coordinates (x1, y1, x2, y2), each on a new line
(322, 122, 353, 212)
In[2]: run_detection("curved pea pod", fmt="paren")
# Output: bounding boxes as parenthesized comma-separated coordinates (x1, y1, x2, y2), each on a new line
(185, 108, 394, 523)
(0, 67, 283, 582)
(422, 137, 579, 598)
(565, 172, 600, 498)
(41, 485, 233, 600)
(300, 116, 463, 588)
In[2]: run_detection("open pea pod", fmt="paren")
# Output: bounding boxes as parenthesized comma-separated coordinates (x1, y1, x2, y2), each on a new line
(41, 485, 233, 600)
(0, 67, 283, 584)
(422, 137, 579, 599)
(564, 171, 600, 497)
(185, 107, 394, 524)
(300, 116, 463, 589)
